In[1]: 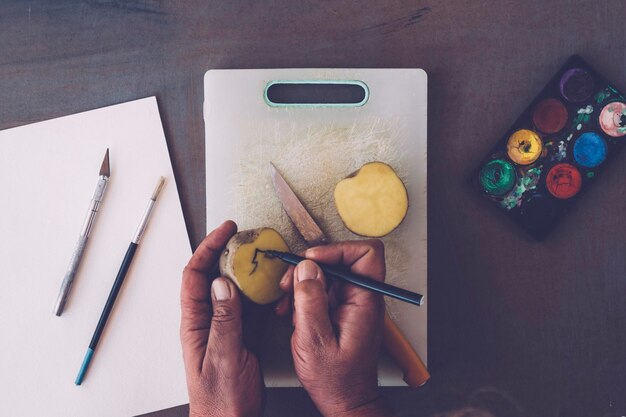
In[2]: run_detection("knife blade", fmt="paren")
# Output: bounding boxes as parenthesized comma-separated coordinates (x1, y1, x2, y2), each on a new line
(268, 162, 430, 387)
(269, 162, 328, 247)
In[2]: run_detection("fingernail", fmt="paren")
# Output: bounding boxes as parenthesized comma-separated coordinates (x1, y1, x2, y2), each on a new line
(296, 260, 318, 282)
(212, 278, 231, 301)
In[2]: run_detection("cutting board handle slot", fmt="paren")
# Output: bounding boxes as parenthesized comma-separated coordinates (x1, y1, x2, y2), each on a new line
(264, 80, 369, 107)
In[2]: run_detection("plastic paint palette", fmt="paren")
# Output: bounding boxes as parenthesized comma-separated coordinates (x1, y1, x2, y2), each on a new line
(472, 55, 626, 240)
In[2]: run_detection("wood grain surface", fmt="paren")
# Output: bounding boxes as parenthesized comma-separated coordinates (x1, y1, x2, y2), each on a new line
(1, 1, 624, 416)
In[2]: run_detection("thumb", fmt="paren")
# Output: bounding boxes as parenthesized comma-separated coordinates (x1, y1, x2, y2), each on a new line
(292, 260, 335, 348)
(205, 278, 243, 367)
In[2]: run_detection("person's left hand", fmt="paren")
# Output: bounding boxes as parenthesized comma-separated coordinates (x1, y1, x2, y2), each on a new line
(180, 220, 265, 417)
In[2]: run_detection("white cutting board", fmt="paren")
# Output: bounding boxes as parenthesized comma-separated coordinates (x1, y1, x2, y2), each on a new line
(204, 69, 427, 386)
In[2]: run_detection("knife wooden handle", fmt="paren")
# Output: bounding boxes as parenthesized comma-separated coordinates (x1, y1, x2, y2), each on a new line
(382, 312, 430, 387)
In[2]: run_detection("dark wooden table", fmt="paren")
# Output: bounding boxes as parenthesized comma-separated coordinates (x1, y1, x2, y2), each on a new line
(2, 1, 625, 416)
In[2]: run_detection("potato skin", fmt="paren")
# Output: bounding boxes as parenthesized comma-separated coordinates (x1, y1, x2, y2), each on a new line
(219, 228, 260, 280)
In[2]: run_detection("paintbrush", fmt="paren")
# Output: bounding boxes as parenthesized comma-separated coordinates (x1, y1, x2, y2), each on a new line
(75, 176, 165, 385)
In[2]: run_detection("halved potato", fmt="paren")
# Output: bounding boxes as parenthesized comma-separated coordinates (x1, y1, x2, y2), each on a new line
(219, 228, 289, 304)
(334, 162, 409, 237)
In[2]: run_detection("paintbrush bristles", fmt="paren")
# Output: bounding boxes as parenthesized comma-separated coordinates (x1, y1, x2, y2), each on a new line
(151, 176, 166, 200)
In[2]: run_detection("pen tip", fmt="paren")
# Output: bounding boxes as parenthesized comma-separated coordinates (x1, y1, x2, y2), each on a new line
(99, 149, 110, 177)
(151, 176, 166, 200)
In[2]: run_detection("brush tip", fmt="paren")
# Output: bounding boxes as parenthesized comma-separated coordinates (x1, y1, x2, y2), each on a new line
(151, 176, 166, 200)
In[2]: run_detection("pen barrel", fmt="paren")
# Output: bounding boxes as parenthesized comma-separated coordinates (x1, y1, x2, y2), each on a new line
(89, 243, 137, 350)
(80, 176, 109, 237)
(54, 234, 89, 316)
(270, 251, 305, 265)
(322, 263, 424, 306)
(271, 251, 424, 306)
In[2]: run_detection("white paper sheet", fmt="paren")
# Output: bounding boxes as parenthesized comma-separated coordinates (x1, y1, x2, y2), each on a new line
(0, 97, 191, 416)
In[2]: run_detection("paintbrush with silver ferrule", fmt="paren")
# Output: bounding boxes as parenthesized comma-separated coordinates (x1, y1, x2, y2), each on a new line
(75, 176, 165, 385)
(54, 149, 111, 317)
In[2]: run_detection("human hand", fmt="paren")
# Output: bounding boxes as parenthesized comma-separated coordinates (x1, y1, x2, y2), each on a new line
(279, 240, 392, 417)
(180, 220, 265, 417)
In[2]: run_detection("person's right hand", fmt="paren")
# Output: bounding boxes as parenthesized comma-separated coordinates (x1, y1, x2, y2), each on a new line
(279, 240, 392, 417)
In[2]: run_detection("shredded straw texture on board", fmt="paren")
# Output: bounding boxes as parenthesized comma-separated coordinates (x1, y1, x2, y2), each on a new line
(230, 117, 412, 313)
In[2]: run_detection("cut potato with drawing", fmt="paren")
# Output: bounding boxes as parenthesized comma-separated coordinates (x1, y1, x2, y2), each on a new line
(334, 162, 409, 237)
(219, 228, 290, 304)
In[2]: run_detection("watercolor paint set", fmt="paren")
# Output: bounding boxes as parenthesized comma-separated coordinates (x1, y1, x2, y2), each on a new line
(472, 55, 626, 239)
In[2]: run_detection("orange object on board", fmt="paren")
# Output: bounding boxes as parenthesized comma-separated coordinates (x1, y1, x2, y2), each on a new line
(383, 313, 430, 387)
